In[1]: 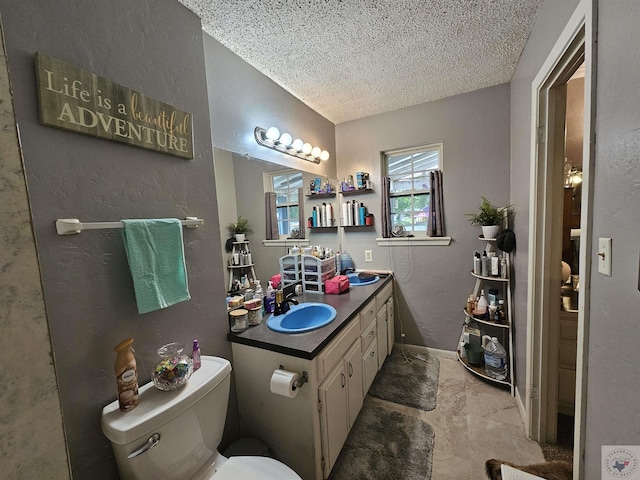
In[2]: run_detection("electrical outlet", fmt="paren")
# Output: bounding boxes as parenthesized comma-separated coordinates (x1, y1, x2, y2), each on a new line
(364, 250, 373, 262)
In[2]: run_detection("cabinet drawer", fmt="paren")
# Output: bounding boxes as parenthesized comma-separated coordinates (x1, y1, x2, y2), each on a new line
(362, 340, 378, 394)
(359, 298, 377, 331)
(318, 318, 360, 379)
(360, 317, 377, 352)
(376, 281, 393, 310)
(559, 318, 578, 341)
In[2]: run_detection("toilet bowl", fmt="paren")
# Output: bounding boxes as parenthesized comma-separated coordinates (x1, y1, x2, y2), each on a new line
(101, 356, 301, 480)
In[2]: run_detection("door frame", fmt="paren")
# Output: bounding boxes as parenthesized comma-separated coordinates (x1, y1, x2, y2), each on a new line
(525, 0, 596, 478)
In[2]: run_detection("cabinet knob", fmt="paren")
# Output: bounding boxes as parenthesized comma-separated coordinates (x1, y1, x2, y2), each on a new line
(341, 373, 346, 388)
(348, 363, 353, 377)
(369, 351, 376, 359)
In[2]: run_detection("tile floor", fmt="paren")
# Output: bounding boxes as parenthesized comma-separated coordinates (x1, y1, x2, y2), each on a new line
(373, 350, 545, 480)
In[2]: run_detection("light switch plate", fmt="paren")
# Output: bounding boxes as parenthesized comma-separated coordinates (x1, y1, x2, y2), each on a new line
(598, 237, 612, 276)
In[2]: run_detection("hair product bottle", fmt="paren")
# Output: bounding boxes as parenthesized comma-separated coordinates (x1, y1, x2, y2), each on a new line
(192, 339, 201, 370)
(114, 338, 139, 411)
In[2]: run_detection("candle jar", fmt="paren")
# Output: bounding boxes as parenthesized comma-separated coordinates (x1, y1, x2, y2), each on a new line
(152, 342, 193, 391)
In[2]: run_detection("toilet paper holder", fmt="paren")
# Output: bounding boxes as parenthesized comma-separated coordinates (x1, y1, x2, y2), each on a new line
(279, 365, 308, 391)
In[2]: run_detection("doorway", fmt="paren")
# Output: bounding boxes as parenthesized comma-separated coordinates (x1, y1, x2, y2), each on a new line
(525, 1, 595, 478)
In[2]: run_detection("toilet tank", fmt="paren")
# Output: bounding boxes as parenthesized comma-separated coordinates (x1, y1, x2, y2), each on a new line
(102, 356, 232, 480)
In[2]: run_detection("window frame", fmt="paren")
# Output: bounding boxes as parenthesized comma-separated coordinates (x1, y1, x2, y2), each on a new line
(268, 169, 302, 238)
(384, 142, 443, 235)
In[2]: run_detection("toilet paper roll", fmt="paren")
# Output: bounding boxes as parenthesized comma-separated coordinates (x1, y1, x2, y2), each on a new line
(270, 369, 300, 398)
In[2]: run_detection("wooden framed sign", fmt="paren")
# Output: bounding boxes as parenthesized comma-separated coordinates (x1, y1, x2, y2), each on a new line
(35, 52, 193, 159)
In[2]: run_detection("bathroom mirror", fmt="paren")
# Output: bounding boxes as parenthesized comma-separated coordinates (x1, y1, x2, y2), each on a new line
(213, 147, 340, 288)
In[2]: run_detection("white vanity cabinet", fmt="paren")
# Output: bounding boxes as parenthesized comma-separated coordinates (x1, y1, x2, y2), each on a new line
(318, 339, 363, 474)
(230, 277, 395, 480)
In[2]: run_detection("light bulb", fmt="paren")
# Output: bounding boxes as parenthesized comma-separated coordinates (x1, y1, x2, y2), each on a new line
(320, 150, 330, 161)
(278, 133, 292, 147)
(265, 127, 280, 141)
(302, 143, 312, 155)
(292, 138, 304, 151)
(311, 147, 321, 158)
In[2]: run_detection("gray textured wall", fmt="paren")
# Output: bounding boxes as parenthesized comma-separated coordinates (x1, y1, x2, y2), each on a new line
(336, 84, 511, 350)
(0, 0, 233, 478)
(586, 0, 640, 474)
(204, 34, 337, 179)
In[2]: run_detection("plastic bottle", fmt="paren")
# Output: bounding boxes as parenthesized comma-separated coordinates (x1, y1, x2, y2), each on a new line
(473, 252, 481, 275)
(254, 280, 263, 303)
(476, 289, 488, 319)
(192, 339, 201, 371)
(481, 251, 489, 277)
(114, 338, 139, 411)
(496, 300, 506, 324)
(483, 336, 508, 380)
(266, 281, 275, 313)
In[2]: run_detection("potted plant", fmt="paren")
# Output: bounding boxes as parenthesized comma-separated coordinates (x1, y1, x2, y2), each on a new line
(227, 215, 253, 242)
(466, 197, 511, 239)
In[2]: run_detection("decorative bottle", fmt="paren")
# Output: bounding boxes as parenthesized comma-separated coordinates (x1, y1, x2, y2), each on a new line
(114, 338, 139, 411)
(476, 289, 488, 320)
(192, 339, 201, 371)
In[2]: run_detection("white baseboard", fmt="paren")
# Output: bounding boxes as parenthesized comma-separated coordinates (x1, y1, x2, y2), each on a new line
(393, 341, 457, 359)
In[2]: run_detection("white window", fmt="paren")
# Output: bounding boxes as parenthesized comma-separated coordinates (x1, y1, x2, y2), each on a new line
(384, 143, 442, 233)
(271, 170, 302, 235)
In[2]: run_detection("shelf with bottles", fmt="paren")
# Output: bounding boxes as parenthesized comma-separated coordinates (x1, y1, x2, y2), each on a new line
(306, 192, 336, 199)
(470, 271, 509, 282)
(457, 236, 515, 394)
(462, 307, 509, 329)
(456, 351, 512, 387)
(340, 188, 374, 196)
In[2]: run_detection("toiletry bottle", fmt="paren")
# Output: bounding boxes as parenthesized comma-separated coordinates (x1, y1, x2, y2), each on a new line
(477, 289, 488, 319)
(359, 203, 366, 225)
(114, 338, 139, 411)
(481, 251, 489, 277)
(266, 281, 275, 313)
(254, 280, 263, 306)
(500, 256, 507, 279)
(192, 339, 201, 371)
(473, 251, 481, 275)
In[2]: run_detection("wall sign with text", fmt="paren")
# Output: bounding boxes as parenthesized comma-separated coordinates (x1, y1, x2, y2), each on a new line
(35, 52, 193, 160)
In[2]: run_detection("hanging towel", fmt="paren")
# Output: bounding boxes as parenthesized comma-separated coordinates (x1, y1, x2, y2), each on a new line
(121, 218, 191, 314)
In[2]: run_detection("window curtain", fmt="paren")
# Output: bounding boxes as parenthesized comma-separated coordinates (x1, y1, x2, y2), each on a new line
(381, 176, 392, 238)
(427, 170, 445, 237)
(297, 187, 305, 239)
(265, 192, 279, 240)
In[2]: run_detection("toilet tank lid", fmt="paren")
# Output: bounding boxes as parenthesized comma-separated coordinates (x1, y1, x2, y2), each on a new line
(101, 356, 231, 445)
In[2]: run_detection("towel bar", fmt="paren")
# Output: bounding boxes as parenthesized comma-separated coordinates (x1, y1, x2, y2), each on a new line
(55, 217, 204, 235)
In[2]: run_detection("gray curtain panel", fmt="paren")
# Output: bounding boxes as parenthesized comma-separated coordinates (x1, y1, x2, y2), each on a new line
(297, 187, 305, 239)
(427, 170, 445, 237)
(381, 176, 392, 238)
(265, 192, 279, 240)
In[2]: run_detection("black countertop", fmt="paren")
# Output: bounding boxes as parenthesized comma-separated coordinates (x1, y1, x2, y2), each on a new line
(227, 275, 393, 360)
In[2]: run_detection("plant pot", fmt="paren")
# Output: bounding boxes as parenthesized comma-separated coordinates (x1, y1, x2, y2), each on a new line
(481, 225, 500, 239)
(234, 233, 245, 243)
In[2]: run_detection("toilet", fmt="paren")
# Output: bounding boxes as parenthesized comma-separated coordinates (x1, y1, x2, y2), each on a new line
(101, 355, 301, 480)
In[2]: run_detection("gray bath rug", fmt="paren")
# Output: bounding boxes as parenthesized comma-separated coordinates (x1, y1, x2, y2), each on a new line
(329, 396, 435, 480)
(368, 347, 440, 411)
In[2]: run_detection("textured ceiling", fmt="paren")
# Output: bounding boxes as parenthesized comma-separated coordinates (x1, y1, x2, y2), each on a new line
(179, 0, 543, 124)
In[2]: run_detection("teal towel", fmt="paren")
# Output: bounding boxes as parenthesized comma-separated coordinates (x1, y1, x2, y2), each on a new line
(122, 218, 191, 314)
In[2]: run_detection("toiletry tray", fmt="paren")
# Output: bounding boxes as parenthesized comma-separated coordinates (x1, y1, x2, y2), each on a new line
(301, 255, 336, 294)
(279, 254, 302, 287)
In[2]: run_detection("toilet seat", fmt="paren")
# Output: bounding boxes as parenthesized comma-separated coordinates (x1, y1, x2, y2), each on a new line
(214, 456, 301, 480)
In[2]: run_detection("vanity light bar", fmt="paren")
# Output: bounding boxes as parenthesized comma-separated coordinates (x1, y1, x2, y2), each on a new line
(254, 126, 330, 164)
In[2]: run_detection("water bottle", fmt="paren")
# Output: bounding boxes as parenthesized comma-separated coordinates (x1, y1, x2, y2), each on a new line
(483, 336, 508, 380)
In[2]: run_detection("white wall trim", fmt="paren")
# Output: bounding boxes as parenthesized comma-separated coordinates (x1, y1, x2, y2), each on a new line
(376, 236, 452, 247)
(526, 1, 594, 478)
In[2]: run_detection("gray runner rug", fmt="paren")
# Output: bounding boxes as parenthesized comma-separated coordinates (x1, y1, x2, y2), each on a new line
(368, 347, 440, 411)
(328, 396, 435, 480)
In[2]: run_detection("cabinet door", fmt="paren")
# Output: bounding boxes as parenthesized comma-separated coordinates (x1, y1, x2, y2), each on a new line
(376, 306, 387, 370)
(319, 363, 349, 476)
(362, 339, 378, 394)
(386, 297, 394, 355)
(344, 340, 363, 429)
